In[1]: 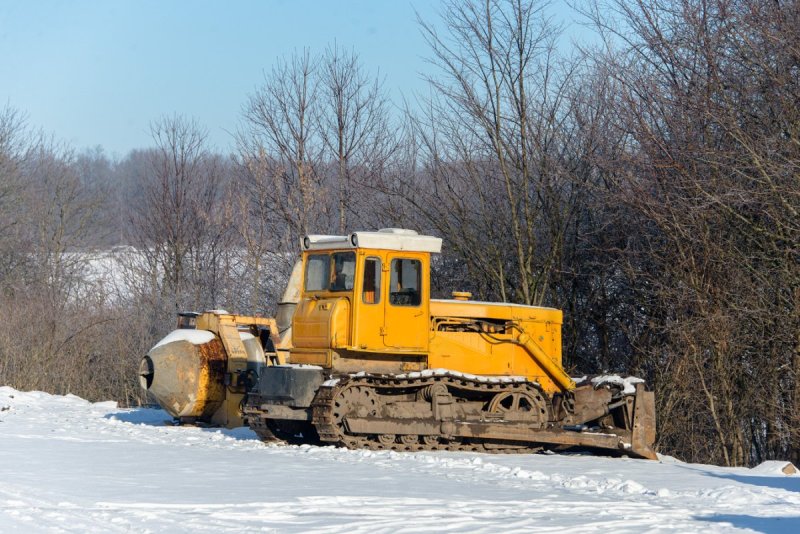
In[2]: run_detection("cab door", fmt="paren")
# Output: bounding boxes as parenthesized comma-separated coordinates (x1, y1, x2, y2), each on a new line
(351, 253, 385, 350)
(382, 254, 429, 351)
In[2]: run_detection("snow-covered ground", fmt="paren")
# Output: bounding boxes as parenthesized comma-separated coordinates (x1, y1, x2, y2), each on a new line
(1, 387, 798, 533)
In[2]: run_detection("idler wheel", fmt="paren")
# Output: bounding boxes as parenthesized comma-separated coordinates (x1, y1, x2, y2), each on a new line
(487, 388, 549, 427)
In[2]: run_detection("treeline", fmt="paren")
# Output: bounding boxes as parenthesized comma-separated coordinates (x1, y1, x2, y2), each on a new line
(0, 0, 797, 467)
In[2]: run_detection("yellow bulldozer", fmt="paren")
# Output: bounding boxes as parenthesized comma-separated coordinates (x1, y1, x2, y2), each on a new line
(142, 229, 657, 459)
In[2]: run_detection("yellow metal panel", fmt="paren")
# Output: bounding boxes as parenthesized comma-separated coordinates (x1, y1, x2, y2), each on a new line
(218, 321, 248, 375)
(430, 299, 563, 324)
(429, 331, 510, 374)
(330, 299, 351, 349)
(211, 392, 244, 427)
(382, 251, 429, 351)
(292, 300, 332, 349)
(293, 297, 351, 351)
(331, 350, 426, 375)
(428, 331, 561, 394)
(291, 349, 331, 367)
(351, 251, 388, 351)
(427, 301, 566, 393)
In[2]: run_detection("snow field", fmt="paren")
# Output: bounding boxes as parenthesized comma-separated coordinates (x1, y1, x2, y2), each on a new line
(0, 386, 798, 533)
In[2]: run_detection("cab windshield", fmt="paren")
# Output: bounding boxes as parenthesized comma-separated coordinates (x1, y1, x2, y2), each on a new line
(304, 251, 356, 292)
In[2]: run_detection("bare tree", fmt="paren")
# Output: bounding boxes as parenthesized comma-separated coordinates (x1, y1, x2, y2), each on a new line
(399, 0, 589, 308)
(582, 0, 800, 465)
(0, 105, 31, 284)
(319, 44, 396, 233)
(130, 115, 228, 313)
(235, 47, 395, 310)
(0, 112, 131, 404)
(239, 50, 327, 250)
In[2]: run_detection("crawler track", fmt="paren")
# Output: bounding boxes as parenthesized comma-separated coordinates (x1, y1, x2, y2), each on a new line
(245, 370, 656, 459)
(310, 372, 550, 453)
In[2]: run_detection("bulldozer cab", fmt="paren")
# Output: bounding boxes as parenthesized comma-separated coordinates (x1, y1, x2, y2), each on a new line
(291, 229, 442, 366)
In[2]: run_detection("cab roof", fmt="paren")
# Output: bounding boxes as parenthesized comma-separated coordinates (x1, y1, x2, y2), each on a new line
(302, 228, 442, 253)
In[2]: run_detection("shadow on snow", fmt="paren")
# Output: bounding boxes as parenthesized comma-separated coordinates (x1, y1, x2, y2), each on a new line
(103, 407, 259, 441)
(706, 471, 800, 493)
(697, 514, 800, 533)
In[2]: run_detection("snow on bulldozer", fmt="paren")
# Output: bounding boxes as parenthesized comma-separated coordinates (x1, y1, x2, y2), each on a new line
(141, 229, 657, 459)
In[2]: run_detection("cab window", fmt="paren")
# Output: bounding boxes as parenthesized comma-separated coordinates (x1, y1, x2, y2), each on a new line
(389, 258, 421, 306)
(304, 252, 356, 292)
(330, 252, 356, 291)
(362, 257, 381, 304)
(305, 254, 329, 291)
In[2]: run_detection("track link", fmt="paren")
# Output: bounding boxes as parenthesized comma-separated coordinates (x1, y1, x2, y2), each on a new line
(244, 409, 280, 442)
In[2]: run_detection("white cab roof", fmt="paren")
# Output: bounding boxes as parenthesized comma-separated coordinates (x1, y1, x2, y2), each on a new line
(303, 228, 442, 253)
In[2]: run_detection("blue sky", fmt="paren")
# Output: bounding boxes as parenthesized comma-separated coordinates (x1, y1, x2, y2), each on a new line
(0, 1, 442, 156)
(0, 1, 581, 157)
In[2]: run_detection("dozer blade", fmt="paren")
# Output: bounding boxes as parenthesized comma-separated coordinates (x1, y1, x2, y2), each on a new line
(346, 417, 656, 459)
(629, 384, 658, 460)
